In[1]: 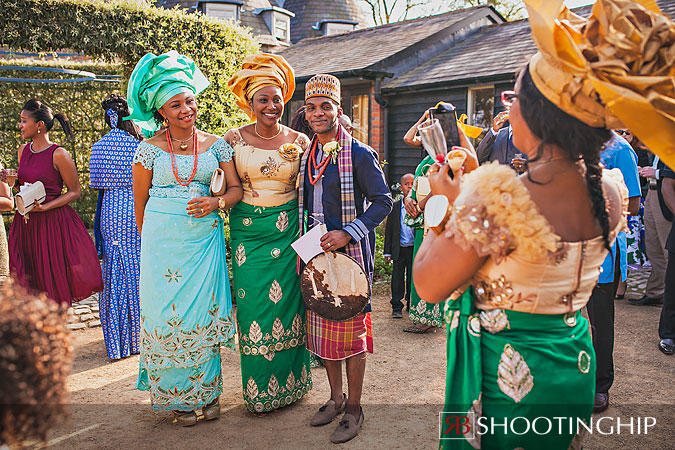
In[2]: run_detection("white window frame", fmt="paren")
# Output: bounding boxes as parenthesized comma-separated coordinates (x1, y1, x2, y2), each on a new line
(467, 85, 494, 128)
(274, 14, 290, 42)
(324, 22, 355, 36)
(204, 3, 239, 21)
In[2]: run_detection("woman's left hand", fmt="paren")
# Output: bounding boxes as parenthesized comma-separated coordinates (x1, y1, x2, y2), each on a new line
(187, 196, 218, 218)
(31, 200, 49, 212)
(428, 163, 462, 205)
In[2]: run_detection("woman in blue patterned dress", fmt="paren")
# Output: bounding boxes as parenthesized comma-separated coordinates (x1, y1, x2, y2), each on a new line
(89, 94, 143, 360)
(128, 51, 243, 426)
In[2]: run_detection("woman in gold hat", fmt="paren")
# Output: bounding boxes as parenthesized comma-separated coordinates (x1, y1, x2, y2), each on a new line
(226, 53, 312, 414)
(414, 0, 675, 448)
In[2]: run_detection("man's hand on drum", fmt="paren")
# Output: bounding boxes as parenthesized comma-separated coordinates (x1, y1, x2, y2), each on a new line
(321, 230, 352, 252)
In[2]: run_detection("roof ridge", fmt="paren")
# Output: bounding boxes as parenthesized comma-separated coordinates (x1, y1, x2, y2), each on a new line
(291, 5, 490, 45)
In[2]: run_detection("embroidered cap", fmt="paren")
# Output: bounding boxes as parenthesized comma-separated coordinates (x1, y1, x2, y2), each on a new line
(305, 74, 341, 105)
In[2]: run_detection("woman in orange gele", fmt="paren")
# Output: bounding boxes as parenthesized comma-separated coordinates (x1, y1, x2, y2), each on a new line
(227, 53, 312, 414)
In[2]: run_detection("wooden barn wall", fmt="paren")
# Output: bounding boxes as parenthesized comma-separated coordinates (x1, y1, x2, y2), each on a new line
(384, 80, 516, 186)
(384, 87, 467, 185)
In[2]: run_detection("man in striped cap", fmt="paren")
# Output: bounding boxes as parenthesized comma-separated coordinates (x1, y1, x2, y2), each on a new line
(298, 73, 392, 443)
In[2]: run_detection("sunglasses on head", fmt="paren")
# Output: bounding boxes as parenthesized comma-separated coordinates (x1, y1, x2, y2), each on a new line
(501, 90, 517, 107)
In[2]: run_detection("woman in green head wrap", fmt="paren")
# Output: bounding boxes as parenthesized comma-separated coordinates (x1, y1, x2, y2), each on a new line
(129, 51, 243, 426)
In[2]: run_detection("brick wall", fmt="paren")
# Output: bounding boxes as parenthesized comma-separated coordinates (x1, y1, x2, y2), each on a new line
(370, 85, 385, 161)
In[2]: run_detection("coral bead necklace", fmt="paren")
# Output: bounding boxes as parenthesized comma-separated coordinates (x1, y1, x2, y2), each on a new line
(167, 126, 199, 186)
(307, 139, 331, 185)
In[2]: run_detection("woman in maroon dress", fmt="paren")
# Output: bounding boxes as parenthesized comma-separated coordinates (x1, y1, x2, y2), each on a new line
(6, 99, 102, 305)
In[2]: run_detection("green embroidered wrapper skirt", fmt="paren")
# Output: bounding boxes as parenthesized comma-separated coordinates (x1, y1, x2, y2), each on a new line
(230, 199, 312, 413)
(409, 228, 445, 327)
(440, 290, 594, 450)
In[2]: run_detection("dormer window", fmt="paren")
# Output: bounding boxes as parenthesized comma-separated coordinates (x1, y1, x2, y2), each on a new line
(274, 14, 290, 42)
(198, 0, 243, 21)
(254, 6, 295, 44)
(313, 20, 358, 36)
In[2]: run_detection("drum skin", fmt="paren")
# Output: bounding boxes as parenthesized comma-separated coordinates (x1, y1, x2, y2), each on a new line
(301, 252, 370, 322)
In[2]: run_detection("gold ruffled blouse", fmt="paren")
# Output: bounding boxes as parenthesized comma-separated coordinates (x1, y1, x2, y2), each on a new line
(230, 127, 310, 207)
(445, 163, 628, 315)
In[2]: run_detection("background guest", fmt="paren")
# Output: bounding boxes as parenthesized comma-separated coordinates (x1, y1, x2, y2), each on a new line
(6, 99, 102, 305)
(290, 105, 315, 141)
(0, 163, 13, 283)
(338, 115, 354, 135)
(89, 94, 143, 360)
(402, 110, 441, 333)
(587, 130, 640, 413)
(614, 129, 648, 298)
(384, 173, 415, 318)
(476, 108, 525, 171)
(657, 169, 675, 355)
(631, 152, 673, 305)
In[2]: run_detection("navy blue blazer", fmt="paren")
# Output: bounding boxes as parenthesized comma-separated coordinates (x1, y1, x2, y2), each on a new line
(302, 137, 393, 280)
(476, 126, 523, 165)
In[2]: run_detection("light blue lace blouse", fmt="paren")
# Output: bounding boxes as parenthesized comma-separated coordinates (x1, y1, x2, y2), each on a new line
(133, 137, 233, 198)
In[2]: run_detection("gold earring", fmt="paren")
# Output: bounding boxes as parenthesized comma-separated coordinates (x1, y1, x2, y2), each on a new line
(162, 118, 169, 128)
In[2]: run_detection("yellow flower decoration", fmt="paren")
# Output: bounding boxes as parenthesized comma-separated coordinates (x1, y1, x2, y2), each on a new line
(278, 143, 302, 161)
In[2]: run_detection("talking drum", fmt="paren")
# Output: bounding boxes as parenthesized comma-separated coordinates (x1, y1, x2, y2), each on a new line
(301, 252, 370, 322)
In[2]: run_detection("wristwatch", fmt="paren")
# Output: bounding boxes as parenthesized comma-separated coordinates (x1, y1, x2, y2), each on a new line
(218, 197, 226, 210)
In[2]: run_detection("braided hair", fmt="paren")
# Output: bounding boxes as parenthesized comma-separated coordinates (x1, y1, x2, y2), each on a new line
(101, 93, 143, 141)
(22, 99, 73, 141)
(518, 66, 613, 250)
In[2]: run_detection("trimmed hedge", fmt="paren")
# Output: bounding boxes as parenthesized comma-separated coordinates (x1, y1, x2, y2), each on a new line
(0, 61, 125, 228)
(0, 0, 259, 227)
(1, 0, 259, 134)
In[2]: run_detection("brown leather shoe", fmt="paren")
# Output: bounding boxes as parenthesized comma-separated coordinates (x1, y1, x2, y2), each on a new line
(331, 407, 364, 444)
(173, 410, 198, 427)
(203, 397, 220, 421)
(311, 394, 346, 426)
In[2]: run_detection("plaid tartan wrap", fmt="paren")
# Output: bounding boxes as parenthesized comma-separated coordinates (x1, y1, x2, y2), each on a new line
(298, 124, 373, 359)
(298, 124, 366, 269)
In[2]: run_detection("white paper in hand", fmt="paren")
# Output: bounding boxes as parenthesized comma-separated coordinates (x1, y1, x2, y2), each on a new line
(291, 223, 328, 264)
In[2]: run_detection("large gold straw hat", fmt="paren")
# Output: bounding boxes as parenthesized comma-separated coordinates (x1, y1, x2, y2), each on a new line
(524, 0, 675, 168)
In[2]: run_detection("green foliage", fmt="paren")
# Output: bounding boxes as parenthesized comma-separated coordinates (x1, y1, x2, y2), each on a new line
(2, 0, 259, 133)
(373, 223, 392, 281)
(0, 0, 259, 226)
(0, 61, 124, 227)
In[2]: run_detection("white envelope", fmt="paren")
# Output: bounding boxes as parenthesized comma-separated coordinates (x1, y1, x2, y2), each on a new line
(291, 223, 328, 264)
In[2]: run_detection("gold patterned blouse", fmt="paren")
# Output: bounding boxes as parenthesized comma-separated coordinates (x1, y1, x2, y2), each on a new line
(229, 127, 310, 207)
(445, 163, 628, 315)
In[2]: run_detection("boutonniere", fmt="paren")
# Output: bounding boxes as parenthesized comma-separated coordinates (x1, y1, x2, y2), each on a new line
(323, 141, 342, 164)
(278, 143, 302, 161)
